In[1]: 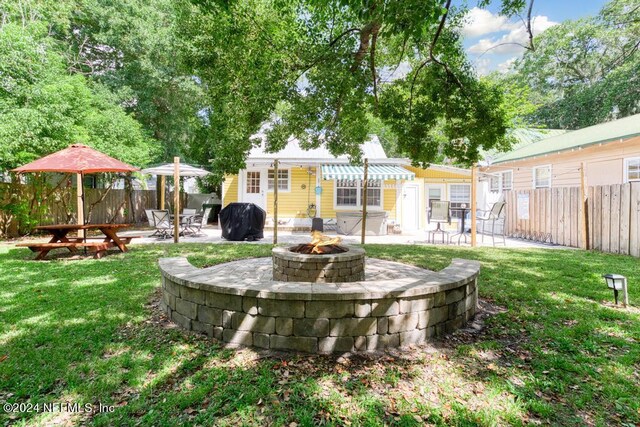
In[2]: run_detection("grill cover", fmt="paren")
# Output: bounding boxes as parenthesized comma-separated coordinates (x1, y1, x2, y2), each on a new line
(219, 203, 266, 241)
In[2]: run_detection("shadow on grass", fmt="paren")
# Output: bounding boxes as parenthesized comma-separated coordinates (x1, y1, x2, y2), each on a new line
(0, 243, 638, 426)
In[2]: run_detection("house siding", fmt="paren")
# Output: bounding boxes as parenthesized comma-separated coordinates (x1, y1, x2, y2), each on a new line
(266, 167, 316, 218)
(484, 135, 640, 190)
(222, 175, 238, 206)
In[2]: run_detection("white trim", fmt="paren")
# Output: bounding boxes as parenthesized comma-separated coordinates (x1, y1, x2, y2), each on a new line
(532, 164, 552, 188)
(333, 179, 384, 211)
(267, 167, 291, 192)
(502, 170, 513, 190)
(316, 164, 322, 217)
(624, 157, 640, 183)
(246, 158, 409, 167)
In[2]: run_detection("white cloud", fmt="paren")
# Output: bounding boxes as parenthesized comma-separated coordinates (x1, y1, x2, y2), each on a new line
(467, 15, 558, 55)
(474, 58, 492, 76)
(462, 7, 519, 38)
(497, 57, 517, 73)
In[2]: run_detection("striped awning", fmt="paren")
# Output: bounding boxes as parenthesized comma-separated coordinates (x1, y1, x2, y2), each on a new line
(321, 164, 415, 181)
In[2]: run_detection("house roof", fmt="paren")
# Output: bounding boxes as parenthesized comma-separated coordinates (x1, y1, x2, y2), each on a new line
(493, 114, 640, 164)
(480, 128, 567, 166)
(246, 134, 395, 165)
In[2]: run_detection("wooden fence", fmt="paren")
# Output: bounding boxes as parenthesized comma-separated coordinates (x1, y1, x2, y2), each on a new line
(0, 183, 158, 237)
(503, 183, 640, 256)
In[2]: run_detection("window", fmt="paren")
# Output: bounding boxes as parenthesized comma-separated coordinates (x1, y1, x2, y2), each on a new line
(428, 187, 442, 207)
(268, 169, 289, 191)
(489, 171, 512, 192)
(449, 184, 470, 219)
(625, 158, 640, 182)
(336, 180, 358, 207)
(363, 179, 382, 207)
(335, 179, 382, 208)
(489, 175, 500, 192)
(533, 165, 551, 188)
(502, 170, 513, 190)
(246, 171, 260, 193)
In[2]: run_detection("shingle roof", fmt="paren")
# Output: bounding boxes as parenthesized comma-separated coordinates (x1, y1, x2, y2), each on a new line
(493, 114, 640, 164)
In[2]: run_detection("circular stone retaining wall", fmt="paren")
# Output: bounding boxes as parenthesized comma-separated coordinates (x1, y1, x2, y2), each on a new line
(272, 246, 365, 283)
(158, 257, 480, 353)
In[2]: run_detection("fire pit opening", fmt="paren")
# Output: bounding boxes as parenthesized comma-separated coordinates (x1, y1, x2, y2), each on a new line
(290, 231, 348, 255)
(273, 232, 365, 283)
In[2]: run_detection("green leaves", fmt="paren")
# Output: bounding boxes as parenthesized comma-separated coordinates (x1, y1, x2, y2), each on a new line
(0, 23, 158, 170)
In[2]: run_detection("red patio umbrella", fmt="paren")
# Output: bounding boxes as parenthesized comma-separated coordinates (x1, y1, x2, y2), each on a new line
(12, 144, 139, 235)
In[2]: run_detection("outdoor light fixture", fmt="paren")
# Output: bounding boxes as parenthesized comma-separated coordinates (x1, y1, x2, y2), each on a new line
(602, 274, 629, 307)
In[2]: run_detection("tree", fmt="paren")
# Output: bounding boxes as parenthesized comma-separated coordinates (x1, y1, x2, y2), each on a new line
(179, 0, 518, 174)
(0, 22, 158, 170)
(511, 0, 640, 128)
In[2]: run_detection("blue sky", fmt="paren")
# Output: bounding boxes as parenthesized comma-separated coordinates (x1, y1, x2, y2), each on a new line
(459, 0, 608, 74)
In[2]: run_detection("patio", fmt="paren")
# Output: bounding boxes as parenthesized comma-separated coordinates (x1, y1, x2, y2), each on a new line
(121, 226, 571, 250)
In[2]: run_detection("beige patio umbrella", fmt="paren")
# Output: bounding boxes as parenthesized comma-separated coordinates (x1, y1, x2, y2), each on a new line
(142, 159, 211, 242)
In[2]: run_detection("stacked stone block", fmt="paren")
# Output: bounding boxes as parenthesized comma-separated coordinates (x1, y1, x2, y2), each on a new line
(159, 257, 480, 353)
(272, 246, 365, 283)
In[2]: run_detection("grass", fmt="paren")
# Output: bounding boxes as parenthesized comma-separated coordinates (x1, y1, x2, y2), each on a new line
(0, 243, 638, 426)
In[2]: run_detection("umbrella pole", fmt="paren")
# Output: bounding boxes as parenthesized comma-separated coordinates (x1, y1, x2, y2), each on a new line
(160, 175, 166, 210)
(77, 172, 85, 239)
(174, 157, 180, 243)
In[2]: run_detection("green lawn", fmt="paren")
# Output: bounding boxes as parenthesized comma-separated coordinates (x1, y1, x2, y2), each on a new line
(0, 244, 638, 426)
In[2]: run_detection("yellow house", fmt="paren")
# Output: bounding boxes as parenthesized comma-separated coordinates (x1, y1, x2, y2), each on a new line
(222, 135, 471, 233)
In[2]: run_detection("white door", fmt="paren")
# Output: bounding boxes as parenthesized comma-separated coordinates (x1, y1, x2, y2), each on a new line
(402, 184, 420, 231)
(242, 169, 266, 210)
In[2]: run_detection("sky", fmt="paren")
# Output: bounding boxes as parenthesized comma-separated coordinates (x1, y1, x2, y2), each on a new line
(459, 0, 609, 75)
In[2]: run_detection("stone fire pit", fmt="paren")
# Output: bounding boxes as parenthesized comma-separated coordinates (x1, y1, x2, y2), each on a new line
(272, 246, 365, 283)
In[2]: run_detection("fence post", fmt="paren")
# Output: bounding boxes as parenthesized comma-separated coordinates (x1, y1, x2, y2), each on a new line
(580, 163, 589, 250)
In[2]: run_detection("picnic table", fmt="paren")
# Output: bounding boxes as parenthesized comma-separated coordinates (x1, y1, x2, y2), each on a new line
(17, 224, 141, 260)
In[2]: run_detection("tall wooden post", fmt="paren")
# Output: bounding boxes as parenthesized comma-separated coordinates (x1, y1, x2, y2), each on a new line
(173, 157, 180, 243)
(361, 159, 369, 245)
(76, 172, 85, 239)
(159, 175, 166, 210)
(580, 162, 589, 249)
(471, 166, 477, 247)
(273, 159, 279, 245)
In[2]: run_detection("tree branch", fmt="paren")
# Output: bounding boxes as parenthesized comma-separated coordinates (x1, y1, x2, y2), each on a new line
(370, 28, 379, 109)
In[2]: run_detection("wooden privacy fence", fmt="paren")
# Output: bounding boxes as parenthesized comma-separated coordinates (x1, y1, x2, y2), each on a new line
(503, 183, 640, 257)
(0, 182, 157, 237)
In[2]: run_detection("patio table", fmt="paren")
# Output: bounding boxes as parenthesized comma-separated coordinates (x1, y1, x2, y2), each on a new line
(17, 223, 138, 260)
(450, 207, 470, 245)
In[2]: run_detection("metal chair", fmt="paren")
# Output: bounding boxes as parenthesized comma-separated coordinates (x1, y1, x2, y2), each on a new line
(427, 200, 451, 244)
(476, 201, 506, 246)
(145, 209, 162, 237)
(186, 207, 212, 236)
(151, 210, 172, 239)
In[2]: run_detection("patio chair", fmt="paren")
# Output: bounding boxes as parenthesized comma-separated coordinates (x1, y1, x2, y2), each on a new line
(151, 210, 172, 239)
(476, 201, 506, 246)
(427, 200, 451, 244)
(145, 209, 162, 237)
(185, 206, 212, 236)
(179, 208, 197, 235)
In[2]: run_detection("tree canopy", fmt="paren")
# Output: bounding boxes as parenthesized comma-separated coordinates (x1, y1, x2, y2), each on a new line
(0, 22, 158, 170)
(6, 0, 632, 179)
(179, 0, 515, 174)
(499, 0, 639, 129)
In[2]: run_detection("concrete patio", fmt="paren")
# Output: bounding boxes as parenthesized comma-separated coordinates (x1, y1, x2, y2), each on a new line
(121, 226, 571, 249)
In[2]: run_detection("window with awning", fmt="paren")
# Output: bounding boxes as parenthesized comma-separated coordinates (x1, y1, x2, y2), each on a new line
(321, 164, 415, 181)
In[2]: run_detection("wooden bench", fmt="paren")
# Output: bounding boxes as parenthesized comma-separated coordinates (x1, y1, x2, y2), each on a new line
(16, 241, 115, 259)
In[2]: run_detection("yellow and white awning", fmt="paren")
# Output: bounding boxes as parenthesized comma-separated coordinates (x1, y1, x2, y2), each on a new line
(321, 164, 414, 181)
